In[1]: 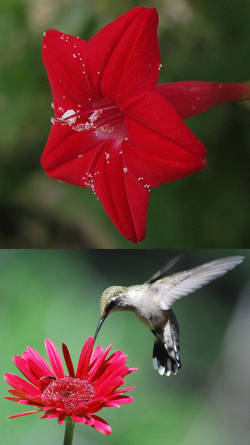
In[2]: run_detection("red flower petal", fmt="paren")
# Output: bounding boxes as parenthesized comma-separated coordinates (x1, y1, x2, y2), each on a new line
(41, 124, 105, 186)
(58, 413, 66, 424)
(90, 345, 104, 365)
(91, 415, 112, 435)
(86, 7, 160, 105)
(42, 30, 91, 113)
(92, 144, 150, 243)
(24, 347, 54, 378)
(83, 397, 107, 414)
(12, 356, 40, 388)
(124, 91, 206, 187)
(8, 409, 43, 419)
(44, 339, 65, 379)
(156, 81, 250, 119)
(4, 374, 40, 396)
(62, 343, 75, 377)
(105, 395, 134, 407)
(76, 337, 94, 378)
(87, 344, 113, 382)
(71, 415, 88, 424)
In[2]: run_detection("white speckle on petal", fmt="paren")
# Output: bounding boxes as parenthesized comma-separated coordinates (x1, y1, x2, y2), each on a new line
(123, 167, 128, 173)
(61, 109, 77, 125)
(105, 152, 110, 164)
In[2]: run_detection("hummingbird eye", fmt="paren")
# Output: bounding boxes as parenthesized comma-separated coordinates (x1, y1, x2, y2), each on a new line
(106, 292, 124, 312)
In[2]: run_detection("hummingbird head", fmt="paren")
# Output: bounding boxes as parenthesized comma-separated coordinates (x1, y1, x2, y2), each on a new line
(94, 286, 128, 341)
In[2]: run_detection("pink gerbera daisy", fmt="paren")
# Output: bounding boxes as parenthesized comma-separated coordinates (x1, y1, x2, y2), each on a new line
(4, 337, 136, 435)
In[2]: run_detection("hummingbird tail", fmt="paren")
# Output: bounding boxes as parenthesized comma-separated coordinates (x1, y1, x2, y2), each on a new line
(152, 337, 181, 377)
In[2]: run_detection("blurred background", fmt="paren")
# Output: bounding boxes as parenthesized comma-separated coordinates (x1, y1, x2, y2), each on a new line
(1, 249, 249, 445)
(0, 0, 250, 248)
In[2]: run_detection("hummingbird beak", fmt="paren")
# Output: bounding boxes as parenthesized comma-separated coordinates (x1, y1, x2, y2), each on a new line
(94, 315, 107, 342)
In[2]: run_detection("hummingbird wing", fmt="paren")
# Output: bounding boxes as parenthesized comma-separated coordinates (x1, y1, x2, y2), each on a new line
(151, 256, 245, 310)
(145, 253, 184, 284)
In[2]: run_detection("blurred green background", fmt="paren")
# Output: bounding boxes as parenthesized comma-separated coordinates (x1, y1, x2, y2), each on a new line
(0, 0, 250, 248)
(1, 249, 249, 445)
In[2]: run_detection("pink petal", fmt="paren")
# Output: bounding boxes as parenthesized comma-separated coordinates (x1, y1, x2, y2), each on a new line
(156, 81, 250, 119)
(42, 30, 91, 114)
(86, 7, 160, 105)
(95, 375, 124, 398)
(41, 410, 59, 419)
(62, 343, 75, 377)
(80, 397, 107, 414)
(9, 409, 42, 419)
(91, 415, 112, 435)
(112, 386, 136, 395)
(128, 367, 138, 374)
(12, 356, 40, 387)
(106, 350, 124, 363)
(71, 415, 87, 424)
(4, 374, 40, 397)
(45, 339, 65, 379)
(76, 337, 94, 378)
(90, 345, 104, 365)
(5, 397, 20, 402)
(23, 347, 54, 378)
(87, 344, 113, 382)
(124, 91, 206, 187)
(107, 395, 134, 406)
(94, 357, 128, 388)
(58, 414, 66, 424)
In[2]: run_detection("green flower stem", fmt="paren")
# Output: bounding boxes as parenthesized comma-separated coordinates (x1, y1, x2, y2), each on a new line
(63, 416, 75, 445)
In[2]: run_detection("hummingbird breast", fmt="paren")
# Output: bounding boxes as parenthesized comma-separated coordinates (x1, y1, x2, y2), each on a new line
(127, 284, 168, 329)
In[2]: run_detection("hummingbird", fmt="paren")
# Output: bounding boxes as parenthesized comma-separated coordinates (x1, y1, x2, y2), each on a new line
(94, 255, 244, 376)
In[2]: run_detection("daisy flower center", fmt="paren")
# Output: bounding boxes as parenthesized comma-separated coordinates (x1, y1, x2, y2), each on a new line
(41, 377, 95, 411)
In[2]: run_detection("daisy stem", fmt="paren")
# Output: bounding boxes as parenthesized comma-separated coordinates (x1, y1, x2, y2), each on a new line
(63, 416, 75, 445)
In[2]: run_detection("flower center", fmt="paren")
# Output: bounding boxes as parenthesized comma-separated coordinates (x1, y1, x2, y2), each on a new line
(52, 99, 125, 142)
(41, 377, 95, 411)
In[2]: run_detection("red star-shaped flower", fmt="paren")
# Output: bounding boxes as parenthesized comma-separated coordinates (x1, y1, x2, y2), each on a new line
(4, 337, 136, 435)
(41, 7, 250, 243)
